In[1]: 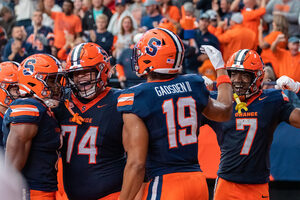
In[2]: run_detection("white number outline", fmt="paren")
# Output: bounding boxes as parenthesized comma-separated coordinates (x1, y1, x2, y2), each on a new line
(61, 125, 98, 164)
(236, 118, 258, 155)
(162, 97, 198, 149)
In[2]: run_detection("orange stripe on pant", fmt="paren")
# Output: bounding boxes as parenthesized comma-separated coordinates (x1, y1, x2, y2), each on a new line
(214, 177, 269, 200)
(142, 172, 208, 200)
(30, 190, 56, 200)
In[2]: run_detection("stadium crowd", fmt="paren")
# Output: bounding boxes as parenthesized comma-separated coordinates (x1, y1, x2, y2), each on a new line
(0, 0, 299, 86)
(0, 0, 300, 200)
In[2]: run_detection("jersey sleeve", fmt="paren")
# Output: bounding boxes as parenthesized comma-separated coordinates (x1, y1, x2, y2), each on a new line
(5, 98, 46, 124)
(191, 75, 210, 110)
(117, 86, 150, 118)
(278, 91, 295, 123)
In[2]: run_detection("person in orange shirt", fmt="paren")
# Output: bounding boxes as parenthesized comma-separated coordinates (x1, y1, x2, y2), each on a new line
(161, 0, 181, 23)
(214, 12, 256, 62)
(271, 36, 300, 82)
(206, 9, 218, 35)
(44, 0, 82, 49)
(259, 14, 288, 77)
(241, 0, 267, 46)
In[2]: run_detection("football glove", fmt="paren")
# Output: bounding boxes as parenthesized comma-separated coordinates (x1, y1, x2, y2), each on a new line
(276, 75, 300, 93)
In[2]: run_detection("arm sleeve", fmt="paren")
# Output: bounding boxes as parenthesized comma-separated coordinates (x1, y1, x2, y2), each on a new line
(242, 8, 266, 21)
(282, 5, 300, 23)
(6, 99, 46, 124)
(263, 0, 276, 23)
(57, 47, 68, 61)
(215, 30, 232, 44)
(75, 16, 82, 34)
(51, 12, 57, 20)
(278, 92, 296, 123)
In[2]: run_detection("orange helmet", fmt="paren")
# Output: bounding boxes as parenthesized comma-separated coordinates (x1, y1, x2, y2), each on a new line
(0, 61, 19, 107)
(18, 54, 64, 100)
(66, 42, 112, 98)
(226, 49, 264, 98)
(133, 28, 185, 76)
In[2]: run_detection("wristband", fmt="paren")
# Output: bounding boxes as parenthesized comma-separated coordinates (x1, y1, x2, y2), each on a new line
(216, 75, 231, 87)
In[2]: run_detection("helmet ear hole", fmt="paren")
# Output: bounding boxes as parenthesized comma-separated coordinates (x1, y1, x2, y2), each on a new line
(143, 60, 151, 64)
(28, 82, 36, 87)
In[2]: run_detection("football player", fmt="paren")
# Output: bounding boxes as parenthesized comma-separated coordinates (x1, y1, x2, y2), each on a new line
(0, 61, 20, 149)
(117, 28, 233, 200)
(3, 54, 64, 200)
(207, 50, 300, 200)
(54, 42, 125, 200)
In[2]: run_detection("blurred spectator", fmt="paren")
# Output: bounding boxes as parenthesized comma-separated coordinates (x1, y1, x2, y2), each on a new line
(195, 13, 219, 80)
(2, 26, 31, 63)
(195, 0, 212, 12)
(44, 0, 82, 49)
(82, 0, 92, 11)
(74, 0, 86, 19)
(271, 36, 300, 81)
(264, 0, 300, 36)
(107, 0, 137, 36)
(129, 0, 144, 27)
(115, 32, 144, 88)
(241, 0, 266, 45)
(82, 0, 113, 32)
(114, 16, 136, 59)
(57, 35, 84, 62)
(140, 0, 163, 31)
(214, 12, 256, 62)
(259, 15, 288, 76)
(206, 9, 218, 34)
(103, 0, 115, 12)
(195, 13, 220, 50)
(160, 0, 181, 23)
(0, 26, 7, 59)
(14, 0, 36, 28)
(180, 2, 198, 39)
(25, 10, 54, 54)
(89, 14, 113, 54)
(262, 66, 276, 90)
(39, 0, 62, 29)
(158, 18, 177, 33)
(0, 6, 16, 38)
(128, 0, 146, 17)
(220, 0, 232, 22)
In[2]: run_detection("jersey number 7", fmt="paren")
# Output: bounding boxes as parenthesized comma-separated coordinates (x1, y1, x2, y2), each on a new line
(236, 118, 258, 155)
(163, 96, 198, 149)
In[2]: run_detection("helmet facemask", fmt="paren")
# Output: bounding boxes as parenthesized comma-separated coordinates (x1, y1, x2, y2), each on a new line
(35, 72, 66, 103)
(67, 64, 108, 99)
(0, 81, 19, 107)
(132, 45, 152, 77)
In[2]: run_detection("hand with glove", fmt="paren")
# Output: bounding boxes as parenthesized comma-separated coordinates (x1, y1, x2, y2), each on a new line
(276, 75, 300, 94)
(200, 45, 225, 71)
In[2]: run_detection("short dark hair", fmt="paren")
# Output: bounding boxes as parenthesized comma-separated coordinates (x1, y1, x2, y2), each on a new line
(147, 71, 178, 80)
(64, 0, 74, 9)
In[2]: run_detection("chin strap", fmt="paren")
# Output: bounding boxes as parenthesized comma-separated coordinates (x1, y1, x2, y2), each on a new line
(233, 93, 248, 114)
(64, 99, 84, 125)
